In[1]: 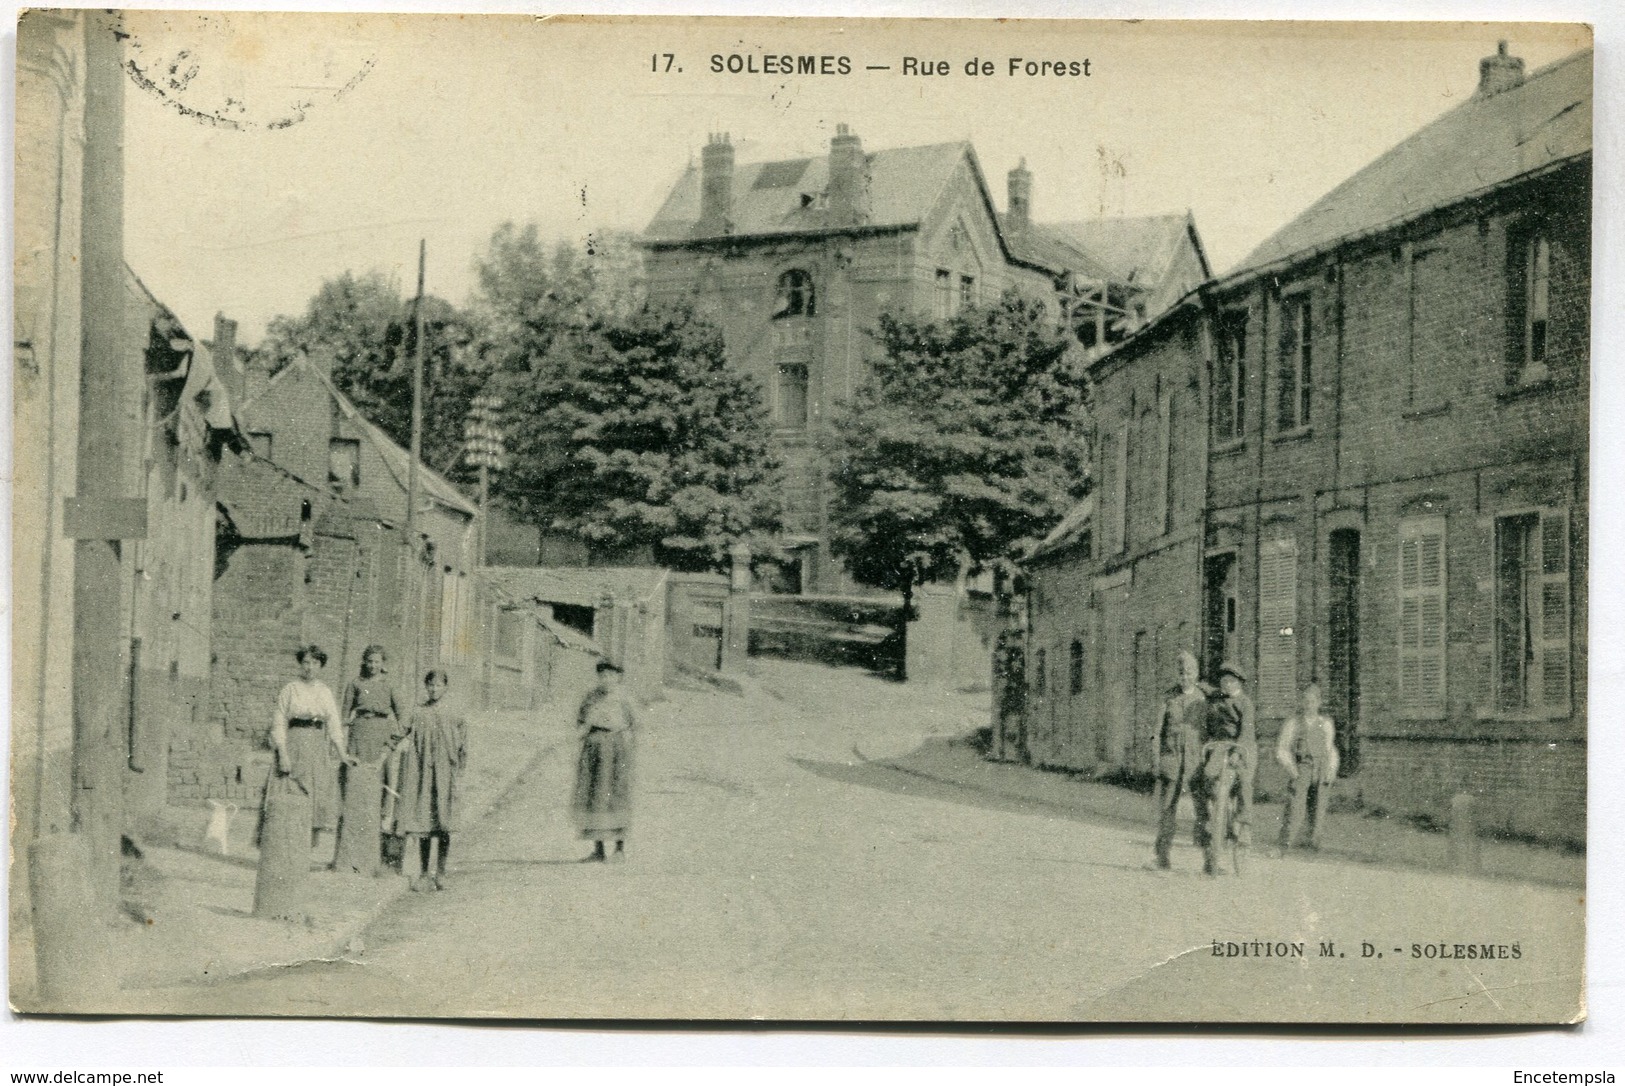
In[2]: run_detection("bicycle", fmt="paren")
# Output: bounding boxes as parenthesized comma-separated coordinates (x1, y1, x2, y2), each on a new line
(1197, 739, 1248, 876)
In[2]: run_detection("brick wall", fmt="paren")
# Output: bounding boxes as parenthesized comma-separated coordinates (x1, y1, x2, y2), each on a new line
(1019, 162, 1588, 844)
(1354, 738, 1585, 848)
(1022, 308, 1208, 775)
(191, 452, 505, 808)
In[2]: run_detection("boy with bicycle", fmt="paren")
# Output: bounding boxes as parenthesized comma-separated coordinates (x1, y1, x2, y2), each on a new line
(1195, 662, 1257, 874)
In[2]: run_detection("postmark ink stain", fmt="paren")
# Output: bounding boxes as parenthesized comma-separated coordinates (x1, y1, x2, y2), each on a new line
(118, 13, 376, 132)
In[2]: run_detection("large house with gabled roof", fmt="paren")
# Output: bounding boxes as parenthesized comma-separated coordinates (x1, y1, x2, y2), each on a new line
(640, 125, 1208, 593)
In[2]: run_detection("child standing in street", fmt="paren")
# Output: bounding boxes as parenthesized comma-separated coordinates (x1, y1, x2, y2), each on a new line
(391, 670, 466, 892)
(1275, 682, 1340, 853)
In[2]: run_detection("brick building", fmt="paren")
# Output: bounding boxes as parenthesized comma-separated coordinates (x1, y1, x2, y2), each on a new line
(639, 126, 1207, 593)
(1019, 296, 1210, 773)
(191, 354, 489, 808)
(1016, 44, 1590, 845)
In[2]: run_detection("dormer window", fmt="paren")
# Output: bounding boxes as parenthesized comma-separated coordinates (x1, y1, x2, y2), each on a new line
(329, 437, 360, 491)
(773, 269, 816, 319)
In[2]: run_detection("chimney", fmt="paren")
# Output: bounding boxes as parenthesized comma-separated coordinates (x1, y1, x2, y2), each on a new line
(1007, 158, 1033, 234)
(212, 313, 242, 404)
(694, 132, 735, 237)
(244, 360, 270, 409)
(1476, 40, 1525, 99)
(826, 123, 871, 229)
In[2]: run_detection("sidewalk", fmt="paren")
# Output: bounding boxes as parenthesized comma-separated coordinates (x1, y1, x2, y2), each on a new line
(12, 705, 568, 1009)
(862, 732, 1585, 889)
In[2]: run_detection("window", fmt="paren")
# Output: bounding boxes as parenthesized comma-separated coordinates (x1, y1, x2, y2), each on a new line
(1494, 509, 1570, 715)
(1398, 517, 1447, 718)
(774, 363, 810, 428)
(248, 431, 273, 460)
(1257, 538, 1299, 717)
(1157, 391, 1174, 535)
(328, 437, 360, 491)
(773, 269, 815, 320)
(1277, 293, 1312, 431)
(1511, 231, 1552, 384)
(1214, 310, 1247, 443)
(1034, 648, 1047, 696)
(959, 275, 976, 312)
(1101, 423, 1128, 554)
(1069, 639, 1084, 696)
(935, 269, 954, 319)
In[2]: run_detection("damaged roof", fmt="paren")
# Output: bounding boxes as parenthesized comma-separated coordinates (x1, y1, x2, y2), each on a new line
(485, 566, 669, 609)
(1046, 213, 1206, 289)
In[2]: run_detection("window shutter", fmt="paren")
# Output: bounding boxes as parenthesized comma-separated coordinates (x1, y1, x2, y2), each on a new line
(1398, 517, 1447, 718)
(1213, 342, 1234, 441)
(1098, 431, 1116, 555)
(1535, 509, 1571, 713)
(1157, 391, 1173, 535)
(1257, 538, 1298, 716)
(1276, 298, 1297, 431)
(1112, 423, 1128, 553)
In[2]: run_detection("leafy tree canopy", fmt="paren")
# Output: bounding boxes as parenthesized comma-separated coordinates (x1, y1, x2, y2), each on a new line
(492, 303, 783, 573)
(254, 270, 483, 482)
(469, 221, 644, 379)
(826, 293, 1092, 599)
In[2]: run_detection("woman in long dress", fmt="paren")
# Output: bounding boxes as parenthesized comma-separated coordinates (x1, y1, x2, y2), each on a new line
(390, 669, 466, 892)
(572, 659, 637, 862)
(269, 644, 349, 858)
(340, 644, 405, 873)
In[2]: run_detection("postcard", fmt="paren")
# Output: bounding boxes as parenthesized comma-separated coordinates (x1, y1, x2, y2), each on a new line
(11, 12, 1591, 1022)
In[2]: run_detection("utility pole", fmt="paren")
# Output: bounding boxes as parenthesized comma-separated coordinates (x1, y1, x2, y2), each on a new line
(402, 240, 426, 673)
(462, 391, 506, 711)
(71, 8, 134, 903)
(462, 391, 507, 569)
(478, 463, 489, 567)
(29, 9, 135, 1005)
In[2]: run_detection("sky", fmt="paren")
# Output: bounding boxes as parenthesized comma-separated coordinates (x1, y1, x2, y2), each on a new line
(116, 15, 1591, 343)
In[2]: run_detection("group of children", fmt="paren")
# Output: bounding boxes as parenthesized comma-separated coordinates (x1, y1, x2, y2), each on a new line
(1153, 651, 1340, 875)
(268, 644, 465, 892)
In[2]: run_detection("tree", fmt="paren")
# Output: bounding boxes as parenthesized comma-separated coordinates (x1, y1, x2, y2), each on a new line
(825, 293, 1092, 619)
(252, 223, 646, 504)
(468, 221, 644, 378)
(494, 303, 782, 573)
